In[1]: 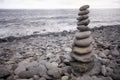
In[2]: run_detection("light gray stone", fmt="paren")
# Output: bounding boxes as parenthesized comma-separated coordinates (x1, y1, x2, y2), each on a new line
(77, 75, 92, 80)
(18, 71, 35, 79)
(75, 31, 91, 39)
(64, 47, 72, 52)
(39, 77, 46, 80)
(14, 59, 31, 74)
(61, 76, 69, 80)
(47, 67, 61, 79)
(33, 75, 40, 80)
(101, 65, 107, 76)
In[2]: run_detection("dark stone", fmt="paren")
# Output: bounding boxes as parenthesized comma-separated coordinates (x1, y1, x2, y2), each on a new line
(78, 10, 89, 15)
(0, 65, 11, 78)
(77, 25, 90, 31)
(77, 15, 89, 21)
(77, 19, 90, 26)
(79, 5, 90, 11)
(70, 61, 94, 73)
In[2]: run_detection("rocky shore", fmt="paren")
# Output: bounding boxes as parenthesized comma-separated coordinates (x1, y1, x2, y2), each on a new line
(0, 25, 120, 80)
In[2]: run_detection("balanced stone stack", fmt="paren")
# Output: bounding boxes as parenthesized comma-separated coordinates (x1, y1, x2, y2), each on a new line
(70, 5, 94, 73)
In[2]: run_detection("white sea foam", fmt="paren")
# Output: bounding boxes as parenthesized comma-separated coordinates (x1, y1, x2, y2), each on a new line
(0, 9, 120, 38)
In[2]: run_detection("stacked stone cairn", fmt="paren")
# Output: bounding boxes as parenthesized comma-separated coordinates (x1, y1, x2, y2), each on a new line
(70, 5, 94, 73)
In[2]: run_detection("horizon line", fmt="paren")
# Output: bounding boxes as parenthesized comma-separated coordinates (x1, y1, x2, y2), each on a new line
(0, 7, 120, 10)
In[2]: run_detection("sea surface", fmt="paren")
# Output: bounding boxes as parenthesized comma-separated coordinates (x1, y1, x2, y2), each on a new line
(0, 9, 120, 38)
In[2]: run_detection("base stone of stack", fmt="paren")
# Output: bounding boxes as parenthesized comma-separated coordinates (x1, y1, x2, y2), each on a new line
(77, 15, 89, 21)
(70, 60, 94, 73)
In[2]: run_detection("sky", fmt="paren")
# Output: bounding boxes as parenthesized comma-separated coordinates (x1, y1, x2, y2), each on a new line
(0, 0, 120, 9)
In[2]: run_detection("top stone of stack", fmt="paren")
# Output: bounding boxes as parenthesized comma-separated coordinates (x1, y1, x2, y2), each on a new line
(79, 5, 90, 11)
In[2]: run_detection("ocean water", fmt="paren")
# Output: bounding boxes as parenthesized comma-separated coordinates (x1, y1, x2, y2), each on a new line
(0, 9, 120, 38)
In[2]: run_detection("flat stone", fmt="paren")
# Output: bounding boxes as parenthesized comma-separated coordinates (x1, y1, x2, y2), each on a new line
(78, 10, 89, 15)
(79, 5, 90, 11)
(71, 52, 94, 62)
(74, 36, 93, 47)
(70, 61, 94, 73)
(77, 25, 90, 31)
(72, 44, 93, 55)
(77, 15, 89, 21)
(98, 52, 107, 58)
(75, 31, 91, 39)
(77, 19, 90, 26)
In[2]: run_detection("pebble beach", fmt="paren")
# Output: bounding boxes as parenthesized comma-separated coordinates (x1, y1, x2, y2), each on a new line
(0, 25, 120, 80)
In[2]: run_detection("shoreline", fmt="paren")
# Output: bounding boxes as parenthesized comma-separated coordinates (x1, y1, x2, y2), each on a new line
(0, 24, 120, 43)
(0, 24, 120, 80)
